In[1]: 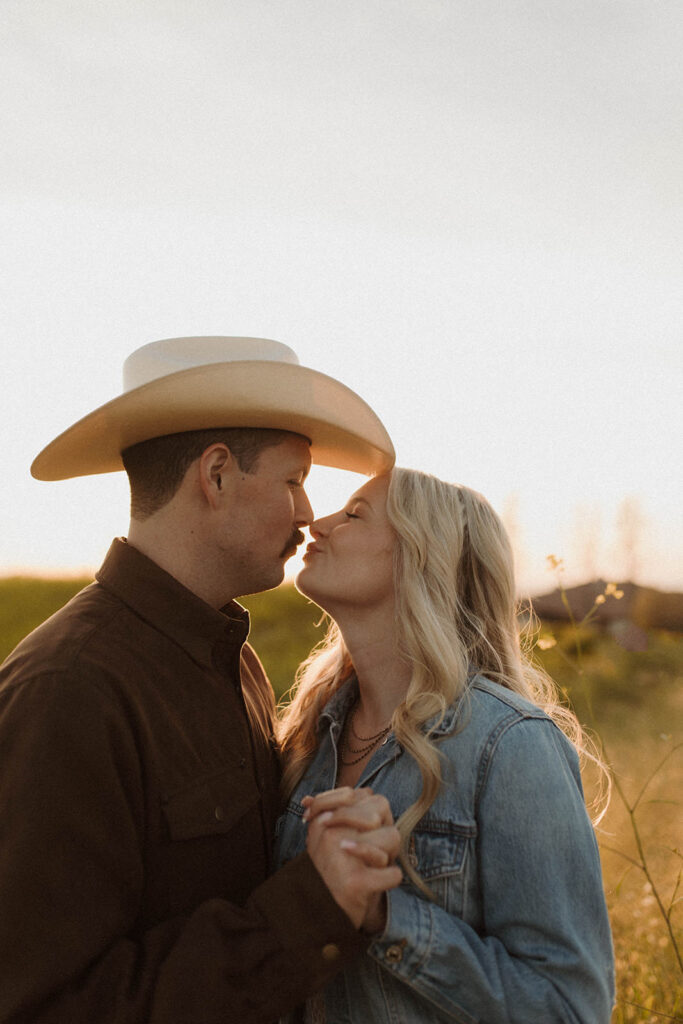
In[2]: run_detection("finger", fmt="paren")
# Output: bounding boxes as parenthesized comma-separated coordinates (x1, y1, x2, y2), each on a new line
(312, 797, 393, 831)
(344, 825, 402, 860)
(305, 786, 374, 805)
(361, 865, 404, 892)
(339, 839, 390, 868)
(302, 786, 375, 821)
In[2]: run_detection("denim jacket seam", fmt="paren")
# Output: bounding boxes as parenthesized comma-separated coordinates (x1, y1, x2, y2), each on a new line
(474, 711, 534, 809)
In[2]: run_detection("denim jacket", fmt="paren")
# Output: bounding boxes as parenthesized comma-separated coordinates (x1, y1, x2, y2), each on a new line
(275, 675, 615, 1024)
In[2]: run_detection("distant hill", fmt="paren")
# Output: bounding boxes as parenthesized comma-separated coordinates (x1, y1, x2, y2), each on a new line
(528, 580, 683, 632)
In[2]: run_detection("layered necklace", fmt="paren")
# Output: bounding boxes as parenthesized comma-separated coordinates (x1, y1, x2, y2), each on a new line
(339, 699, 392, 766)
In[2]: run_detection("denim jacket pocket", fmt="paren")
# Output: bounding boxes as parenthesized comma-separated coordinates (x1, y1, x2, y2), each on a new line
(407, 818, 476, 916)
(162, 764, 260, 841)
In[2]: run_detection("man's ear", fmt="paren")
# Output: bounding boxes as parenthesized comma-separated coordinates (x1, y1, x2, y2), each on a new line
(198, 444, 234, 507)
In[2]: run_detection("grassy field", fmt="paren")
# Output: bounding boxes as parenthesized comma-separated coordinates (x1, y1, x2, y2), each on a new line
(1, 576, 681, 1022)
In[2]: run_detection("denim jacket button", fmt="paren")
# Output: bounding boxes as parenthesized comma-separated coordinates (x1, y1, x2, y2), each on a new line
(384, 943, 404, 963)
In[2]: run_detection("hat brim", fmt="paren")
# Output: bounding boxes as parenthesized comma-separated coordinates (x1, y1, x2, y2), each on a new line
(31, 361, 395, 481)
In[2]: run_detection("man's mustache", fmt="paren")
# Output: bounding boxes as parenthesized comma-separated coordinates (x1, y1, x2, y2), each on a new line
(280, 530, 306, 558)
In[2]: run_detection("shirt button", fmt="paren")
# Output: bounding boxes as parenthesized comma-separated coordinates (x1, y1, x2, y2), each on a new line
(384, 943, 404, 963)
(321, 943, 340, 962)
(214, 806, 225, 821)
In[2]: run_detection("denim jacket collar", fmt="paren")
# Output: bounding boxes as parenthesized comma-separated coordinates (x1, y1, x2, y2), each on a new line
(319, 674, 471, 740)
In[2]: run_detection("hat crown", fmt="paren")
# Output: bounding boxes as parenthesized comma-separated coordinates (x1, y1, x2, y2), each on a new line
(123, 336, 300, 392)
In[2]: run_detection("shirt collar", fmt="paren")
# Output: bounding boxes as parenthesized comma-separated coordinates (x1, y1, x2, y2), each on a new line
(96, 538, 250, 671)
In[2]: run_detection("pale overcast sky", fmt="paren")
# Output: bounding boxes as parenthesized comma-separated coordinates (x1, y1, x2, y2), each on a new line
(1, 0, 681, 592)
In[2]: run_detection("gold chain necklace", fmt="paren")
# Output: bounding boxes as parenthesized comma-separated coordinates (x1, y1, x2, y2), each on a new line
(339, 701, 392, 766)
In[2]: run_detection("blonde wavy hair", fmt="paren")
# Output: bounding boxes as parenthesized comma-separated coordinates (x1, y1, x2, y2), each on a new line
(278, 468, 607, 893)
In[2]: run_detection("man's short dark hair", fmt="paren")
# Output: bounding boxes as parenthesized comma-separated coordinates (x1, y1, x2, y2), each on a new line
(122, 427, 300, 521)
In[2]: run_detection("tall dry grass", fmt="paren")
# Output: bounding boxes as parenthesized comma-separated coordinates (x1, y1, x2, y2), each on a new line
(534, 570, 682, 1024)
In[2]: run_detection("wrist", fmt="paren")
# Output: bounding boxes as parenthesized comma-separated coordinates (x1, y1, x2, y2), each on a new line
(361, 892, 388, 936)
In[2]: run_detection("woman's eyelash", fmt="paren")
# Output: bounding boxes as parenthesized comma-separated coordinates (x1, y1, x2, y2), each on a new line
(345, 511, 359, 519)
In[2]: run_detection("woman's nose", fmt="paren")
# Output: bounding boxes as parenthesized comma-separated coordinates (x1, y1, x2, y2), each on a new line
(309, 520, 324, 539)
(309, 513, 335, 538)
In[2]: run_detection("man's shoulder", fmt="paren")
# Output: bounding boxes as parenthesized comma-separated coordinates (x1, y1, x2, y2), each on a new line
(0, 582, 125, 693)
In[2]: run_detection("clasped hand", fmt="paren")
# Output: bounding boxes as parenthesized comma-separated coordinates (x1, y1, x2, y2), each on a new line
(304, 787, 402, 934)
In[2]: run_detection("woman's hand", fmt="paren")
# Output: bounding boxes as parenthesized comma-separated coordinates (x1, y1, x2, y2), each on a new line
(304, 788, 398, 872)
(303, 786, 392, 830)
(305, 789, 402, 933)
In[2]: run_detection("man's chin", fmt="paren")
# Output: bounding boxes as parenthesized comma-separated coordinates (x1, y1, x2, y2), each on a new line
(239, 564, 286, 598)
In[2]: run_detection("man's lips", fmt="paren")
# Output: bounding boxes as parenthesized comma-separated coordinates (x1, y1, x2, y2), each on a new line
(280, 530, 306, 559)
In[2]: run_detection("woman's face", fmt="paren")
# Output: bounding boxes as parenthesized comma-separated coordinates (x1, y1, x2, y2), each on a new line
(296, 474, 395, 615)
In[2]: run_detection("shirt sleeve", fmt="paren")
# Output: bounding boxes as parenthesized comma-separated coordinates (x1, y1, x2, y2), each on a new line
(368, 718, 615, 1024)
(0, 673, 366, 1024)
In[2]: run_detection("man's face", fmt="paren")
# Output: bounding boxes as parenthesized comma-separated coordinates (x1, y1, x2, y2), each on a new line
(218, 434, 313, 596)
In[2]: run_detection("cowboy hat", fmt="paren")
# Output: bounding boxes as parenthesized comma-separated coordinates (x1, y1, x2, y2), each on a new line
(31, 337, 395, 480)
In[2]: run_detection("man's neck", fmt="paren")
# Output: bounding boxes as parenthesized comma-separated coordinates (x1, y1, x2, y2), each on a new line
(126, 517, 235, 609)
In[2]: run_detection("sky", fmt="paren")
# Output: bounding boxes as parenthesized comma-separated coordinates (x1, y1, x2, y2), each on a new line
(1, 0, 681, 595)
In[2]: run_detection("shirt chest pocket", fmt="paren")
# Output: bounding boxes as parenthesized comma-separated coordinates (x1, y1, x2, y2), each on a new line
(162, 763, 261, 841)
(407, 818, 476, 916)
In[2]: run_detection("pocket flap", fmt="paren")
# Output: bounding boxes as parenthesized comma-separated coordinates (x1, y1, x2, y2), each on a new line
(411, 818, 477, 878)
(162, 765, 260, 841)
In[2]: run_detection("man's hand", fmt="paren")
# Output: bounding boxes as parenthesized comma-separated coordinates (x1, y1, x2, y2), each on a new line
(304, 788, 402, 933)
(303, 787, 390, 827)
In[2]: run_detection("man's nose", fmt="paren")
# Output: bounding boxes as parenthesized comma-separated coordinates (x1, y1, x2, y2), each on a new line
(295, 488, 314, 526)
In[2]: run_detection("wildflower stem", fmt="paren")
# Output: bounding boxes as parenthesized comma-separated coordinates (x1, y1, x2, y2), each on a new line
(599, 844, 644, 871)
(611, 772, 683, 974)
(668, 869, 682, 917)
(619, 999, 683, 1021)
(546, 566, 683, 993)
(559, 587, 582, 666)
(631, 742, 683, 813)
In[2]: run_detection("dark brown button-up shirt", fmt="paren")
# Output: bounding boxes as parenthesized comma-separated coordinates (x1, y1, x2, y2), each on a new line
(0, 540, 364, 1024)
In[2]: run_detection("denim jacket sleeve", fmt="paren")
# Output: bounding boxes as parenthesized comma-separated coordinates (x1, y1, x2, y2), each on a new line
(368, 717, 615, 1024)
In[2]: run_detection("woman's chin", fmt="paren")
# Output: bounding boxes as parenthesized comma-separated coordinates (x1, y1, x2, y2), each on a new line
(295, 568, 328, 609)
(294, 566, 316, 599)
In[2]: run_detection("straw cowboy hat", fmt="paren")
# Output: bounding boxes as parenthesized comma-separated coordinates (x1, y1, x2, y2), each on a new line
(31, 337, 395, 481)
